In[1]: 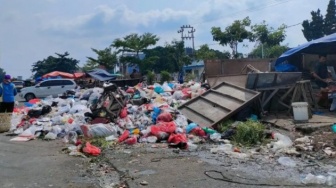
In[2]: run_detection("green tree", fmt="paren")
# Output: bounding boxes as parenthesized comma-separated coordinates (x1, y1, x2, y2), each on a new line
(251, 21, 287, 46)
(31, 52, 79, 78)
(0, 68, 6, 82)
(84, 47, 117, 72)
(195, 44, 216, 60)
(166, 40, 192, 72)
(195, 44, 230, 60)
(324, 0, 336, 35)
(143, 46, 177, 73)
(302, 9, 325, 41)
(211, 17, 252, 58)
(111, 33, 159, 75)
(249, 44, 289, 58)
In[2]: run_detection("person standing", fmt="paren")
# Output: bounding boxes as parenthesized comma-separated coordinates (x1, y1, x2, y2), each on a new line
(311, 54, 333, 108)
(0, 75, 17, 113)
(311, 54, 331, 88)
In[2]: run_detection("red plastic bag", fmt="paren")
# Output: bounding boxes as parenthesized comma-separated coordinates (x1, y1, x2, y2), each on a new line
(168, 133, 188, 149)
(83, 142, 101, 156)
(157, 112, 173, 122)
(118, 130, 130, 143)
(190, 127, 206, 137)
(150, 121, 176, 135)
(181, 88, 191, 99)
(125, 135, 137, 145)
(120, 107, 128, 118)
(126, 88, 135, 93)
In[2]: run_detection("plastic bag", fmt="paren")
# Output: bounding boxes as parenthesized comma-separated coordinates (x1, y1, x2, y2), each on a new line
(190, 83, 201, 92)
(162, 82, 172, 92)
(120, 107, 128, 118)
(124, 135, 137, 145)
(172, 90, 183, 100)
(19, 125, 36, 138)
(80, 123, 119, 138)
(151, 121, 176, 135)
(83, 142, 101, 156)
(157, 112, 173, 122)
(186, 123, 198, 133)
(55, 105, 71, 116)
(301, 173, 327, 185)
(271, 132, 293, 151)
(69, 104, 89, 114)
(151, 107, 161, 124)
(44, 132, 57, 140)
(118, 130, 130, 143)
(154, 86, 164, 94)
(278, 157, 296, 167)
(174, 115, 188, 128)
(168, 133, 188, 149)
(63, 131, 78, 144)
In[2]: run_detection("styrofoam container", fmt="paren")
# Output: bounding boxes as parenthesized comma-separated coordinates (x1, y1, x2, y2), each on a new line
(292, 102, 309, 121)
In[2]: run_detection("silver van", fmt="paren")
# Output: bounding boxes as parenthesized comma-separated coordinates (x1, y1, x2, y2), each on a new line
(20, 79, 77, 101)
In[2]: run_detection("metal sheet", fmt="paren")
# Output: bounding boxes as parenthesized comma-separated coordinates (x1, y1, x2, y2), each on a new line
(245, 72, 302, 89)
(207, 75, 247, 88)
(178, 82, 260, 127)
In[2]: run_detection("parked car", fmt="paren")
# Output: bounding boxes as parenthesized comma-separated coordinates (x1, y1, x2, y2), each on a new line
(12, 81, 24, 92)
(20, 79, 77, 101)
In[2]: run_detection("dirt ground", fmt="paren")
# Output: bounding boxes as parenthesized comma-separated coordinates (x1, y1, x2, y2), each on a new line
(3, 126, 336, 188)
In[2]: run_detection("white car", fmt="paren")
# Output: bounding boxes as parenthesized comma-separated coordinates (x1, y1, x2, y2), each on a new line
(20, 79, 77, 101)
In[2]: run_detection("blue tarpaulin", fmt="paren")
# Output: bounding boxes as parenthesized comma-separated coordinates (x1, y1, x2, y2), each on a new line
(275, 33, 336, 66)
(86, 68, 118, 81)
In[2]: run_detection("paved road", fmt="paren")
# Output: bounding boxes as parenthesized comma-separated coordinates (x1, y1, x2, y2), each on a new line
(0, 134, 95, 188)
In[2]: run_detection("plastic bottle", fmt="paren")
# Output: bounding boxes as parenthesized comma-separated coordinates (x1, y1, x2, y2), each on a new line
(202, 127, 217, 135)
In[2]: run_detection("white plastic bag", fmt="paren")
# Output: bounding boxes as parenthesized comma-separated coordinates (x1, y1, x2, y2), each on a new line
(80, 123, 120, 138)
(44, 132, 57, 140)
(278, 157, 296, 167)
(19, 125, 37, 137)
(162, 82, 172, 92)
(271, 133, 293, 151)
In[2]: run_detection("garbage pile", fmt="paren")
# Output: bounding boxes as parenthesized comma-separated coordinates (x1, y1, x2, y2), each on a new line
(8, 81, 210, 153)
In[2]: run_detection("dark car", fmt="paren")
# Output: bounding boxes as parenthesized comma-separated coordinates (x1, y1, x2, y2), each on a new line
(12, 81, 24, 92)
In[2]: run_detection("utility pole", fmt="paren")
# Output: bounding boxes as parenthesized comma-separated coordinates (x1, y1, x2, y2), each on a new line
(177, 25, 196, 55)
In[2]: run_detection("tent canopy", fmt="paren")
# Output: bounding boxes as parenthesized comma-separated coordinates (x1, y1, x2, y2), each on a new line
(86, 68, 119, 81)
(42, 71, 85, 79)
(275, 33, 336, 65)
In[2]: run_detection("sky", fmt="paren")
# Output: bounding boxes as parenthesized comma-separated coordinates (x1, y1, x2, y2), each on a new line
(0, 0, 331, 79)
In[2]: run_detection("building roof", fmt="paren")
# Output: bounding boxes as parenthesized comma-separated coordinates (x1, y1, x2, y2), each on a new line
(183, 60, 204, 70)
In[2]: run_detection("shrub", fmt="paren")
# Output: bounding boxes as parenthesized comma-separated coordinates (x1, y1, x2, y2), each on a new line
(185, 73, 196, 82)
(160, 71, 171, 83)
(147, 71, 155, 85)
(233, 120, 265, 146)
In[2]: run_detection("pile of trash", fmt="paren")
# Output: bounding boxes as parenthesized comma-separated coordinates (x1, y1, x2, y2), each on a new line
(8, 81, 212, 154)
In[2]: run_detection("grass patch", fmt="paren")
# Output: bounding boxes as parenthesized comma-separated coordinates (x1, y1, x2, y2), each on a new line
(217, 120, 234, 133)
(232, 120, 266, 146)
(83, 137, 114, 149)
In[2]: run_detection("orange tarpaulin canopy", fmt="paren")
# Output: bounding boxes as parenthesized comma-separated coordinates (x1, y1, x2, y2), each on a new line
(42, 71, 85, 79)
(74, 72, 86, 78)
